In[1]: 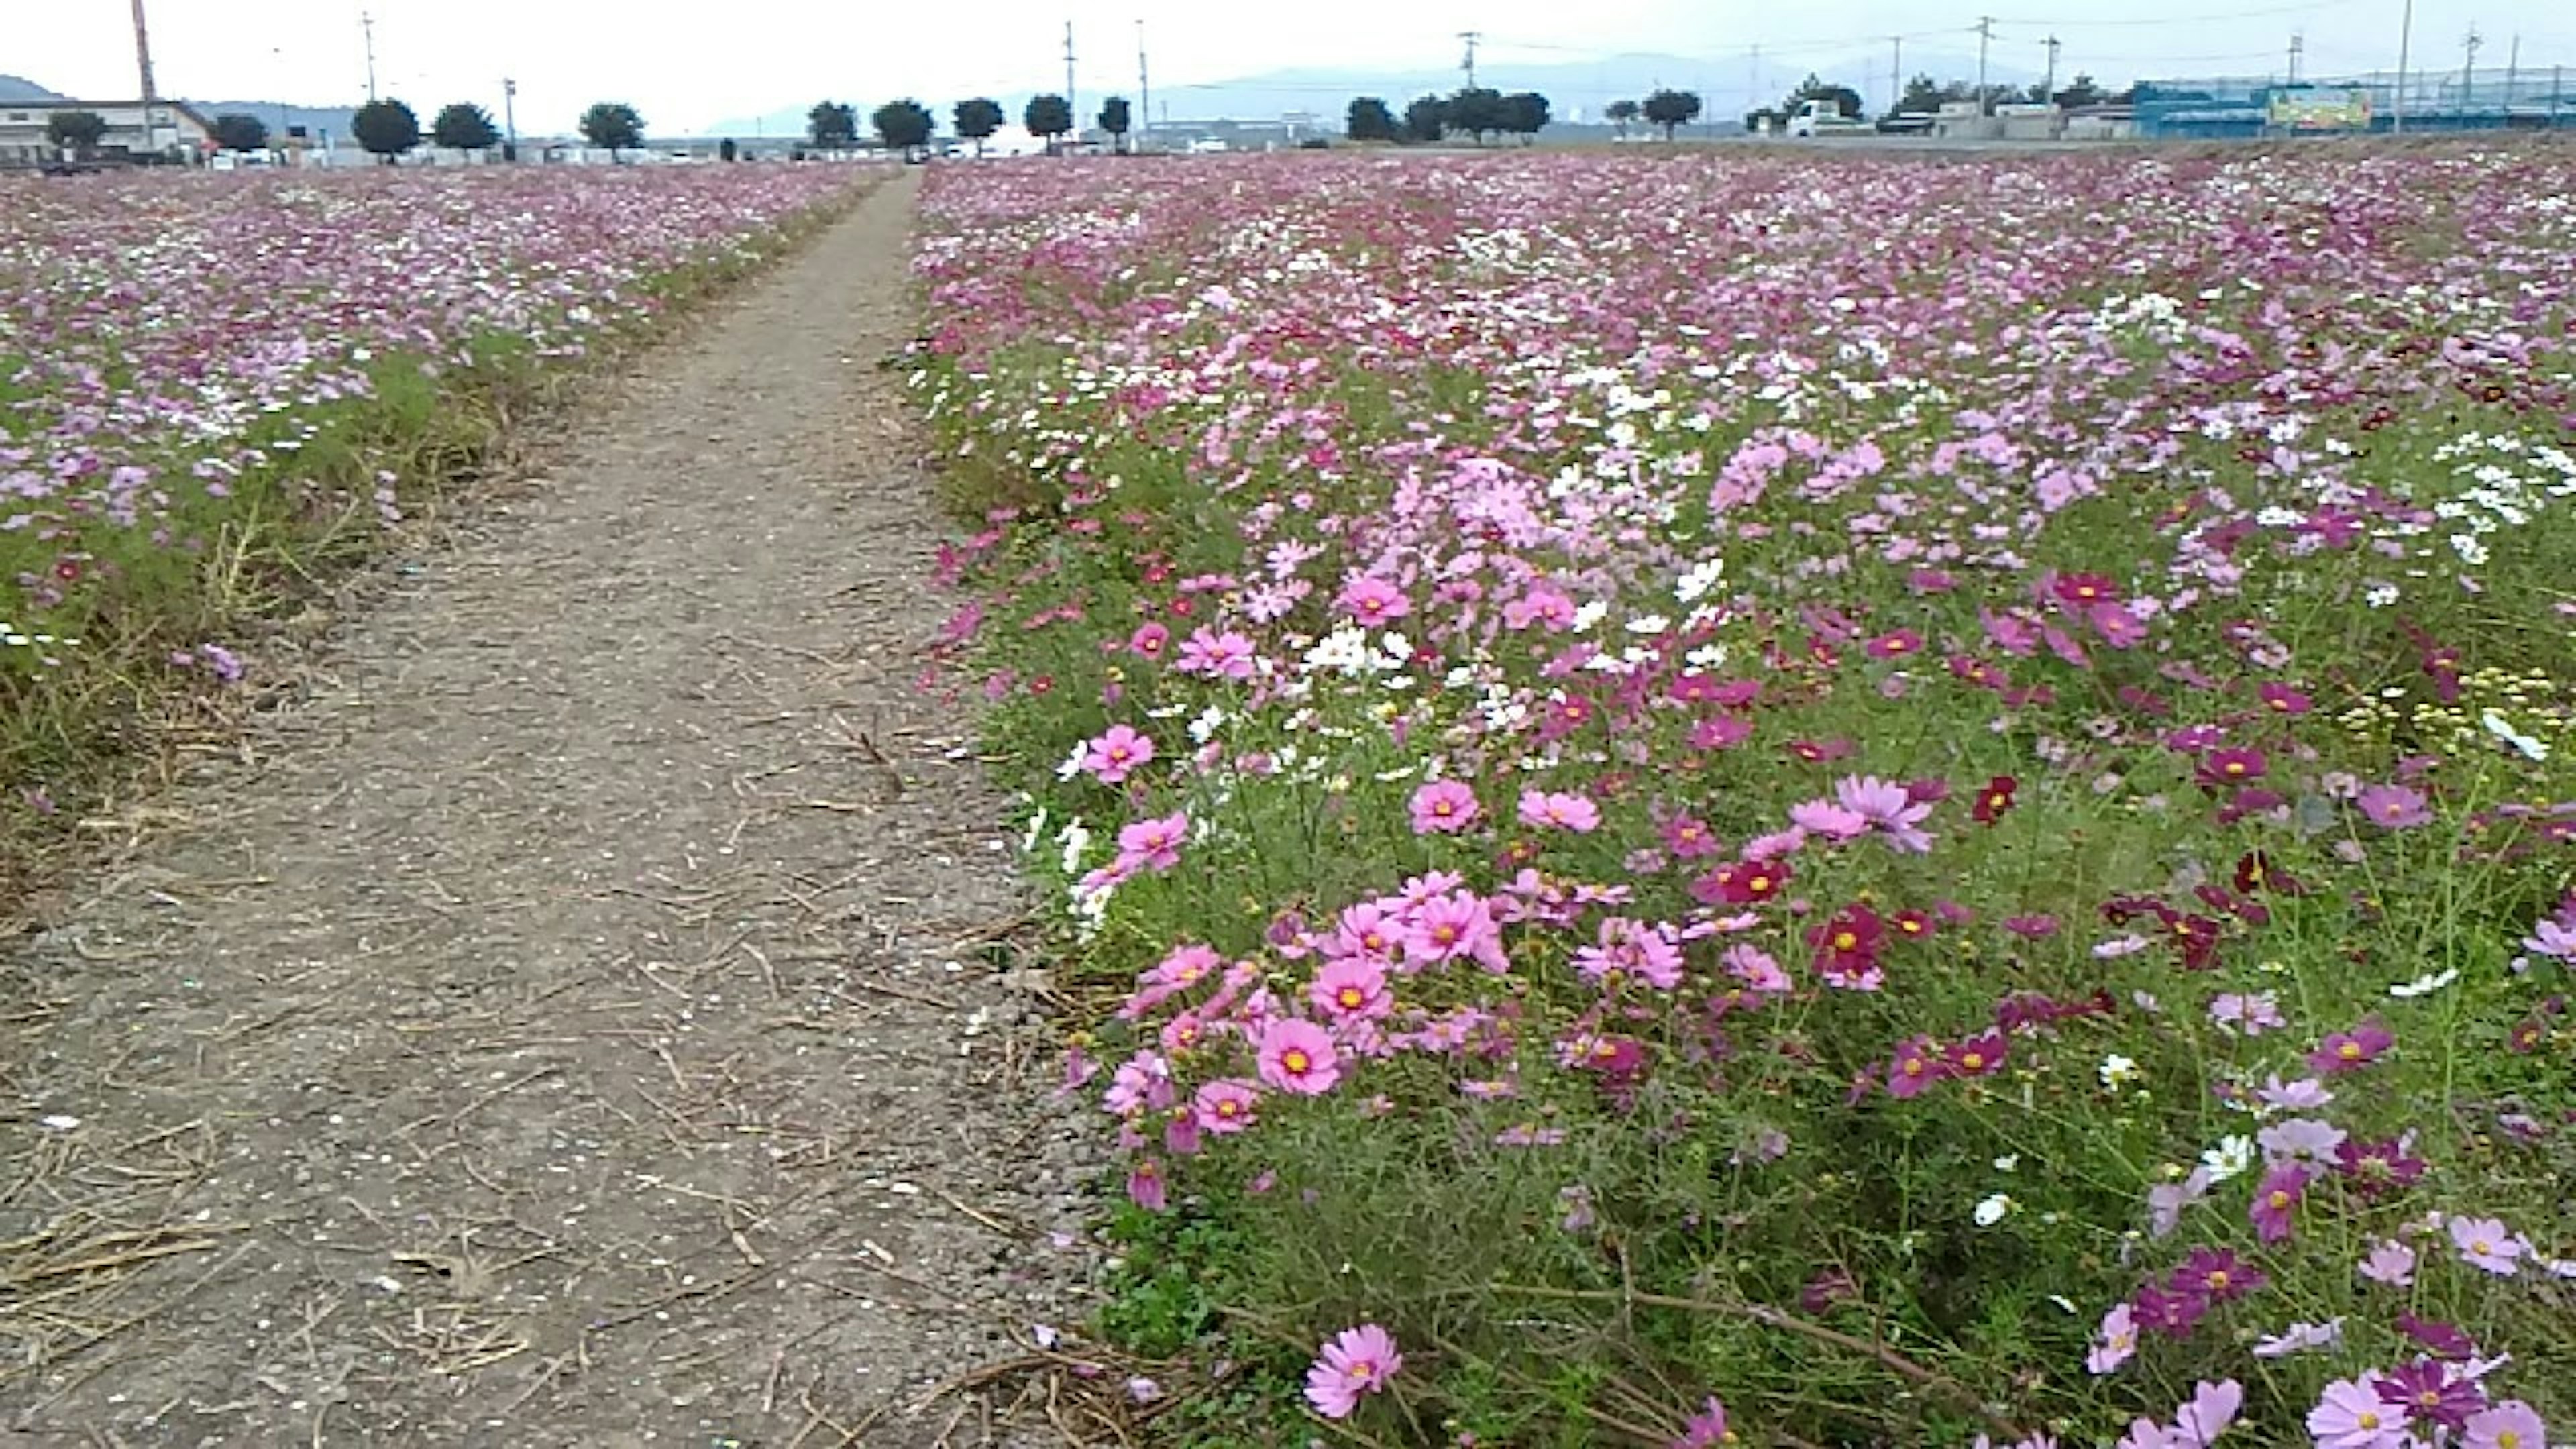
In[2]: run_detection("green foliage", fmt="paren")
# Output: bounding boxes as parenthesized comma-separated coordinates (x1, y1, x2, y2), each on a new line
(1640, 87, 1701, 138)
(45, 110, 107, 154)
(1445, 85, 1507, 143)
(1605, 98, 1641, 136)
(1499, 91, 1550, 143)
(807, 100, 858, 150)
(429, 102, 500, 152)
(350, 99, 421, 160)
(1403, 93, 1446, 143)
(873, 99, 936, 154)
(953, 97, 1006, 152)
(1346, 95, 1399, 142)
(719, 137, 738, 162)
(1023, 93, 1073, 144)
(211, 113, 269, 152)
(1782, 73, 1865, 119)
(1898, 72, 1947, 115)
(1098, 95, 1133, 152)
(2055, 73, 2110, 109)
(578, 101, 646, 156)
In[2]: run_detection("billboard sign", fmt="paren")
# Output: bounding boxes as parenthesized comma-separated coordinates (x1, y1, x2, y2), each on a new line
(2268, 87, 2373, 130)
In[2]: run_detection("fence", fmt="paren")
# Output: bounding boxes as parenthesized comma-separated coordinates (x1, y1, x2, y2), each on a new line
(2135, 67, 2576, 138)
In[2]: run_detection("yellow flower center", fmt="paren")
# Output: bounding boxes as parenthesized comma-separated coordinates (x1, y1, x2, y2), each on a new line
(1347, 1360, 1375, 1379)
(2205, 1271, 2229, 1292)
(1833, 931, 1858, 951)
(2473, 1238, 2493, 1254)
(1902, 1059, 1925, 1077)
(2267, 1191, 2291, 1210)
(1338, 987, 1366, 1009)
(1282, 1050, 1310, 1074)
(1217, 1100, 1239, 1117)
(1435, 801, 1454, 815)
(1749, 875, 1772, 893)
(2338, 1041, 2363, 1060)
(1960, 1052, 1986, 1071)
(1432, 925, 1458, 945)
(2358, 1412, 2381, 1431)
(2499, 1433, 2522, 1449)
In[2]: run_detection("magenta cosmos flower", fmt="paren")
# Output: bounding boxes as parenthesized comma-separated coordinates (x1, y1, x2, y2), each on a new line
(2308, 1018, 2394, 1073)
(1303, 1323, 1400, 1419)
(2247, 1164, 2314, 1244)
(1409, 779, 1481, 834)
(1082, 724, 1156, 784)
(1257, 1018, 1342, 1095)
(1115, 812, 1190, 871)
(1673, 1395, 1732, 1447)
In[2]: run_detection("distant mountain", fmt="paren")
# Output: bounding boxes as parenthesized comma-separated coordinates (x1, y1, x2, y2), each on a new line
(0, 74, 68, 105)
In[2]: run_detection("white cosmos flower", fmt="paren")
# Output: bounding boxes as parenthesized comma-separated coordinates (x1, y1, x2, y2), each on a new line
(2201, 1134, 2255, 1183)
(1973, 1193, 2015, 1228)
(2389, 967, 2459, 998)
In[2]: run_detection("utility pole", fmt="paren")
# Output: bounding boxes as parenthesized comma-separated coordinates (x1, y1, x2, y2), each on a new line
(1136, 19, 1150, 152)
(2043, 34, 2061, 106)
(1459, 31, 1481, 89)
(2504, 34, 2519, 108)
(2288, 32, 2304, 84)
(1748, 44, 1760, 115)
(361, 9, 379, 101)
(1976, 17, 1994, 114)
(131, 0, 162, 156)
(2461, 25, 2482, 105)
(2392, 0, 2414, 132)
(1063, 20, 1077, 149)
(503, 77, 519, 156)
(1890, 35, 1902, 115)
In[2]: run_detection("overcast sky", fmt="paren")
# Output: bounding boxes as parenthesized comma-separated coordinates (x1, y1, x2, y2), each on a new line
(21, 0, 2576, 135)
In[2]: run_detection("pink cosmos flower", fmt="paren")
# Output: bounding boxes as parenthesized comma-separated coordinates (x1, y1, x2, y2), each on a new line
(2248, 1163, 2314, 1244)
(1723, 943, 1790, 994)
(2208, 991, 2285, 1036)
(1174, 627, 1258, 680)
(1409, 780, 1481, 834)
(1788, 798, 1869, 841)
(2146, 1167, 2212, 1239)
(1303, 1323, 1400, 1419)
(1835, 774, 1935, 853)
(1191, 1079, 1260, 1135)
(1116, 812, 1189, 871)
(2356, 782, 2434, 828)
(2309, 1377, 2408, 1449)
(1335, 576, 1410, 626)
(1309, 957, 1391, 1020)
(2172, 1379, 2242, 1446)
(1672, 1395, 1732, 1448)
(1257, 1018, 1342, 1095)
(1082, 724, 1157, 784)
(2358, 1238, 2418, 1287)
(2086, 1301, 2138, 1375)
(1126, 1159, 1168, 1211)
(2462, 1401, 2548, 1449)
(1403, 890, 1509, 973)
(2449, 1215, 2524, 1275)
(1517, 789, 1601, 832)
(2258, 1118, 2347, 1170)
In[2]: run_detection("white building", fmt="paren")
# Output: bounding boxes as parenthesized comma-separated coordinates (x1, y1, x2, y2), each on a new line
(0, 99, 215, 167)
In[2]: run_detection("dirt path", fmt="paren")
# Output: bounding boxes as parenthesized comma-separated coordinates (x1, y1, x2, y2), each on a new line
(1, 172, 1073, 1446)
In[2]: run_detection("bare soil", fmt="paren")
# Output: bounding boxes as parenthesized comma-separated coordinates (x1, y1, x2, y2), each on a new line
(1, 171, 1077, 1446)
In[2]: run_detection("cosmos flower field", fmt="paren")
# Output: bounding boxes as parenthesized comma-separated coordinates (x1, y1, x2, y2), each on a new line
(916, 148, 2576, 1446)
(0, 164, 855, 827)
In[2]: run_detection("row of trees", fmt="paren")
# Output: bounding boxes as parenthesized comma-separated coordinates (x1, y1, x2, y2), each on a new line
(800, 94, 1140, 155)
(340, 99, 643, 161)
(1346, 87, 1559, 145)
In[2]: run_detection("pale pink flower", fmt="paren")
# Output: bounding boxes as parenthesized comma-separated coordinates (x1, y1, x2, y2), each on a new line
(2450, 1215, 2524, 1275)
(2086, 1301, 2138, 1375)
(1517, 789, 1602, 832)
(1303, 1322, 1401, 1419)
(1409, 780, 1481, 834)
(2358, 1238, 2418, 1287)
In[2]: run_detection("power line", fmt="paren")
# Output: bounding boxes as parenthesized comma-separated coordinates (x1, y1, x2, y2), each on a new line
(1992, 0, 2339, 26)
